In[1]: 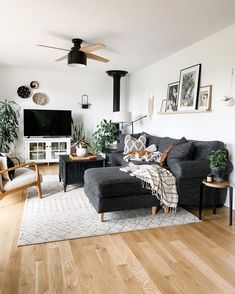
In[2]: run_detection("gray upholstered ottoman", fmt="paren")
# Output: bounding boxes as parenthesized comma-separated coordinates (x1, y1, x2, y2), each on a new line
(84, 166, 160, 221)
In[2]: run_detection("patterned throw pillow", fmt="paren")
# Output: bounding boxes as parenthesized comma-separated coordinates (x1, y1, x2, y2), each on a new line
(123, 134, 146, 155)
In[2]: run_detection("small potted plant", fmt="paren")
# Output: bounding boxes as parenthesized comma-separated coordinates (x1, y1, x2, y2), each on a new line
(0, 99, 20, 155)
(76, 139, 90, 157)
(209, 149, 228, 182)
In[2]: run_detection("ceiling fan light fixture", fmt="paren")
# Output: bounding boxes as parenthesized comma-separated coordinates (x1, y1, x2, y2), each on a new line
(68, 50, 87, 67)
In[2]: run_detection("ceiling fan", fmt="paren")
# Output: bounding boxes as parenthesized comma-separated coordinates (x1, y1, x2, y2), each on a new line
(37, 38, 109, 67)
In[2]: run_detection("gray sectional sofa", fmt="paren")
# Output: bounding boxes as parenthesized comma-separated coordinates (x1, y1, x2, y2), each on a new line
(111, 132, 233, 206)
(84, 133, 233, 220)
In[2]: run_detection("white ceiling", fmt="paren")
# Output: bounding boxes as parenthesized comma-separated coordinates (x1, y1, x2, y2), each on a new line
(1, 0, 235, 73)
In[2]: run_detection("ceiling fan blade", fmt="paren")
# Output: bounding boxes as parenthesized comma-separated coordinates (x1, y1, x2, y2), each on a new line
(37, 44, 69, 52)
(55, 55, 67, 62)
(87, 52, 109, 63)
(80, 43, 105, 53)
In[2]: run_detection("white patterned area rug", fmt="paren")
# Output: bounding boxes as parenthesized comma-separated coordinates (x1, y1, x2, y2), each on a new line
(18, 175, 200, 246)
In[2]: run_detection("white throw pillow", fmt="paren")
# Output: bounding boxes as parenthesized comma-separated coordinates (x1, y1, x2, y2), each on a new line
(123, 134, 146, 154)
(145, 144, 157, 152)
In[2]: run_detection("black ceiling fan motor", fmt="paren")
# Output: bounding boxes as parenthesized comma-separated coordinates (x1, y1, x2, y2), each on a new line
(71, 38, 83, 50)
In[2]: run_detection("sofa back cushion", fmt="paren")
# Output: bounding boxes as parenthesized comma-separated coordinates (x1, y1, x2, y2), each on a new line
(158, 136, 187, 152)
(142, 132, 162, 148)
(167, 141, 195, 165)
(189, 140, 224, 160)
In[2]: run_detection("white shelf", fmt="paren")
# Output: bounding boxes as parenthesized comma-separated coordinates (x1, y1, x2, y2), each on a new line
(158, 110, 212, 115)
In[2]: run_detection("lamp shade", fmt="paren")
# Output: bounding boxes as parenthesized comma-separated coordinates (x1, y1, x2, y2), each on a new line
(112, 111, 132, 123)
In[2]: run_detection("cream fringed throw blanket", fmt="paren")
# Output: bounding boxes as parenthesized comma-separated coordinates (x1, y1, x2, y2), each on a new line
(129, 163, 178, 211)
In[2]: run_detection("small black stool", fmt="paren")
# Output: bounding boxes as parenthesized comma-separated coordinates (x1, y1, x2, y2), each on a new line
(199, 179, 233, 225)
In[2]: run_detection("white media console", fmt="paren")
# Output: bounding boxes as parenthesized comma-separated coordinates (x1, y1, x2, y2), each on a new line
(24, 137, 71, 163)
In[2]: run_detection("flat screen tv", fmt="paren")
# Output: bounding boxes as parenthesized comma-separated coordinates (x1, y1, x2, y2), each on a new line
(24, 109, 72, 137)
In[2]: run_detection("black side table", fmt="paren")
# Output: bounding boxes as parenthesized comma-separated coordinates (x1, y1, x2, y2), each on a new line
(199, 179, 233, 225)
(59, 155, 105, 192)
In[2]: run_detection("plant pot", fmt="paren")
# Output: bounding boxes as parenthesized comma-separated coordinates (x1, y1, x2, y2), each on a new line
(211, 166, 225, 183)
(76, 147, 87, 157)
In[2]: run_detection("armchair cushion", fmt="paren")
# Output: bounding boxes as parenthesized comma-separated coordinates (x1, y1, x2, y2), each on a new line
(3, 168, 41, 191)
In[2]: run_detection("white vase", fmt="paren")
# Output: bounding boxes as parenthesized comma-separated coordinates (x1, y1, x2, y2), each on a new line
(76, 147, 87, 157)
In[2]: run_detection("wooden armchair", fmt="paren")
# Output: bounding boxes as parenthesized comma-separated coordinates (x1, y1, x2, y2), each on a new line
(0, 158, 42, 201)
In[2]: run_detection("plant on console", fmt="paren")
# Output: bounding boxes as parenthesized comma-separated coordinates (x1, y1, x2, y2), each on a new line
(0, 100, 20, 153)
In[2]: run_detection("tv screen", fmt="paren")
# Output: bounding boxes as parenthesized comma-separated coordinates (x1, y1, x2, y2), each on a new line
(24, 109, 72, 137)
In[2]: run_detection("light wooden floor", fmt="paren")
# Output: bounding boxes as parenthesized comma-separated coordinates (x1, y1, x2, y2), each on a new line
(0, 164, 235, 294)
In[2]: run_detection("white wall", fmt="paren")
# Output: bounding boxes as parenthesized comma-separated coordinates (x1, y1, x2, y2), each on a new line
(128, 24, 235, 208)
(0, 66, 128, 159)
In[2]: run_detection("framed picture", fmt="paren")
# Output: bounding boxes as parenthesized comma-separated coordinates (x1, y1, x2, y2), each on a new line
(165, 82, 179, 112)
(160, 99, 167, 112)
(177, 64, 201, 111)
(198, 85, 212, 111)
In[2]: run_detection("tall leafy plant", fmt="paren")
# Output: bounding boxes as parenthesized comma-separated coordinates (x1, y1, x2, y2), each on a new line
(72, 122, 85, 142)
(0, 100, 20, 153)
(91, 119, 118, 154)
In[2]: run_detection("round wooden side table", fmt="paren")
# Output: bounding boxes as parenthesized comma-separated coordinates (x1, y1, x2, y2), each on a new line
(199, 179, 233, 225)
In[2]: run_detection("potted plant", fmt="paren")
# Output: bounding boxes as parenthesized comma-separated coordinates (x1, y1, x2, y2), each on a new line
(91, 119, 118, 155)
(209, 149, 228, 182)
(0, 100, 20, 154)
(75, 139, 90, 157)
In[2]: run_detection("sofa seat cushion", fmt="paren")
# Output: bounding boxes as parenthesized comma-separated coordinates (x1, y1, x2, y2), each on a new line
(84, 166, 150, 199)
(3, 168, 37, 191)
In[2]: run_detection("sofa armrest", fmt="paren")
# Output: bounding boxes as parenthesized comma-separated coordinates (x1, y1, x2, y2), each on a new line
(169, 160, 233, 179)
(169, 160, 210, 179)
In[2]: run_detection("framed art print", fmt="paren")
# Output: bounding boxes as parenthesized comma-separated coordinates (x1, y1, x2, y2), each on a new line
(177, 64, 201, 111)
(165, 81, 179, 112)
(198, 85, 212, 111)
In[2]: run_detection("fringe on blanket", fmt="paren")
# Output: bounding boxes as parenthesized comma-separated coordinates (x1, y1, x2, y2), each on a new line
(140, 178, 177, 213)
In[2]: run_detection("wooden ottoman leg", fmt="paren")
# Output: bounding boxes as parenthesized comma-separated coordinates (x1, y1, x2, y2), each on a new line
(151, 206, 157, 215)
(99, 213, 104, 222)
